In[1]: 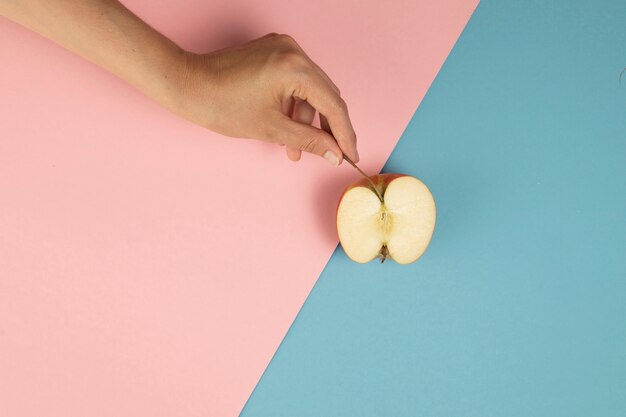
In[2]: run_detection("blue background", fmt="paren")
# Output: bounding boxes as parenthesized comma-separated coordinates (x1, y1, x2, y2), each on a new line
(242, 1, 626, 415)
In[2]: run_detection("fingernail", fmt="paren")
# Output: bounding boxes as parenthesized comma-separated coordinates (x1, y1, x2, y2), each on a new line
(354, 149, 360, 163)
(323, 150, 340, 167)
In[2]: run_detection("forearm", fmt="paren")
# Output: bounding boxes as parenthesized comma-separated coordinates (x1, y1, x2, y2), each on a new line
(0, 0, 187, 108)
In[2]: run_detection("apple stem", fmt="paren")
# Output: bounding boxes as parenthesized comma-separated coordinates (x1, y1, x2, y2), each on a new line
(379, 245, 389, 263)
(343, 155, 384, 203)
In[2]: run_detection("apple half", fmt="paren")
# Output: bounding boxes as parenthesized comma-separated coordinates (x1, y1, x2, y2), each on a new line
(336, 174, 436, 264)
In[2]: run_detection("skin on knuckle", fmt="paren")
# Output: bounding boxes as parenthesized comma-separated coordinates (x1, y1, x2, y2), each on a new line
(263, 122, 283, 144)
(277, 33, 298, 47)
(291, 67, 316, 93)
(258, 32, 278, 42)
(337, 97, 348, 112)
(271, 50, 306, 74)
(299, 136, 319, 154)
(321, 73, 340, 95)
(269, 35, 306, 70)
(329, 96, 347, 117)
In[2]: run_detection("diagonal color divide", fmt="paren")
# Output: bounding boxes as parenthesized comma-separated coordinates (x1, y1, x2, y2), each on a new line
(0, 1, 478, 416)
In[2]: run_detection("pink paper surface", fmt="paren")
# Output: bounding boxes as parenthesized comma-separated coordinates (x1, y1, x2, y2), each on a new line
(0, 1, 478, 416)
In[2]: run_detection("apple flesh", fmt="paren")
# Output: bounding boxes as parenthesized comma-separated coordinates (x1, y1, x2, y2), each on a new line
(336, 174, 436, 264)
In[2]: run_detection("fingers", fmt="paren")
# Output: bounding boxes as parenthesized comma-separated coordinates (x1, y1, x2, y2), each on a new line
(276, 36, 358, 162)
(281, 96, 299, 160)
(310, 60, 341, 95)
(254, 33, 359, 166)
(286, 146, 302, 161)
(286, 99, 316, 161)
(281, 96, 295, 117)
(293, 98, 316, 123)
(280, 116, 343, 166)
(320, 113, 331, 135)
(292, 72, 359, 163)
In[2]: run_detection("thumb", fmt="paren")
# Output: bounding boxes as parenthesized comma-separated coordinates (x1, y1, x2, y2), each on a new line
(281, 118, 344, 166)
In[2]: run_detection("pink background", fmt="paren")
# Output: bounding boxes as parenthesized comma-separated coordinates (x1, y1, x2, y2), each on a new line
(0, 1, 478, 416)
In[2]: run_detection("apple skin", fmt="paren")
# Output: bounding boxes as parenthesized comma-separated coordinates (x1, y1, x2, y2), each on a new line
(336, 173, 436, 264)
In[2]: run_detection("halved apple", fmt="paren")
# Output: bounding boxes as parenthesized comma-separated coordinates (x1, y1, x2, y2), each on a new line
(336, 174, 436, 264)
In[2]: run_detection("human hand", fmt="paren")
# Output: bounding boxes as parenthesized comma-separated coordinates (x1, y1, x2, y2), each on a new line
(170, 33, 359, 166)
(0, 0, 356, 165)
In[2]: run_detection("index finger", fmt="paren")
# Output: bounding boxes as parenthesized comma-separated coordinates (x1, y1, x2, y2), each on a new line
(292, 72, 359, 163)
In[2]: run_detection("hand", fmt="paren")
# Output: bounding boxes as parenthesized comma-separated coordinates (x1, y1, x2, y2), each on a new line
(171, 33, 359, 166)
(0, 1, 357, 165)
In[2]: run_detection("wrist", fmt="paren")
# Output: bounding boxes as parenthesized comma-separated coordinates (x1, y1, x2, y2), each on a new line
(158, 50, 222, 130)
(140, 41, 192, 111)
